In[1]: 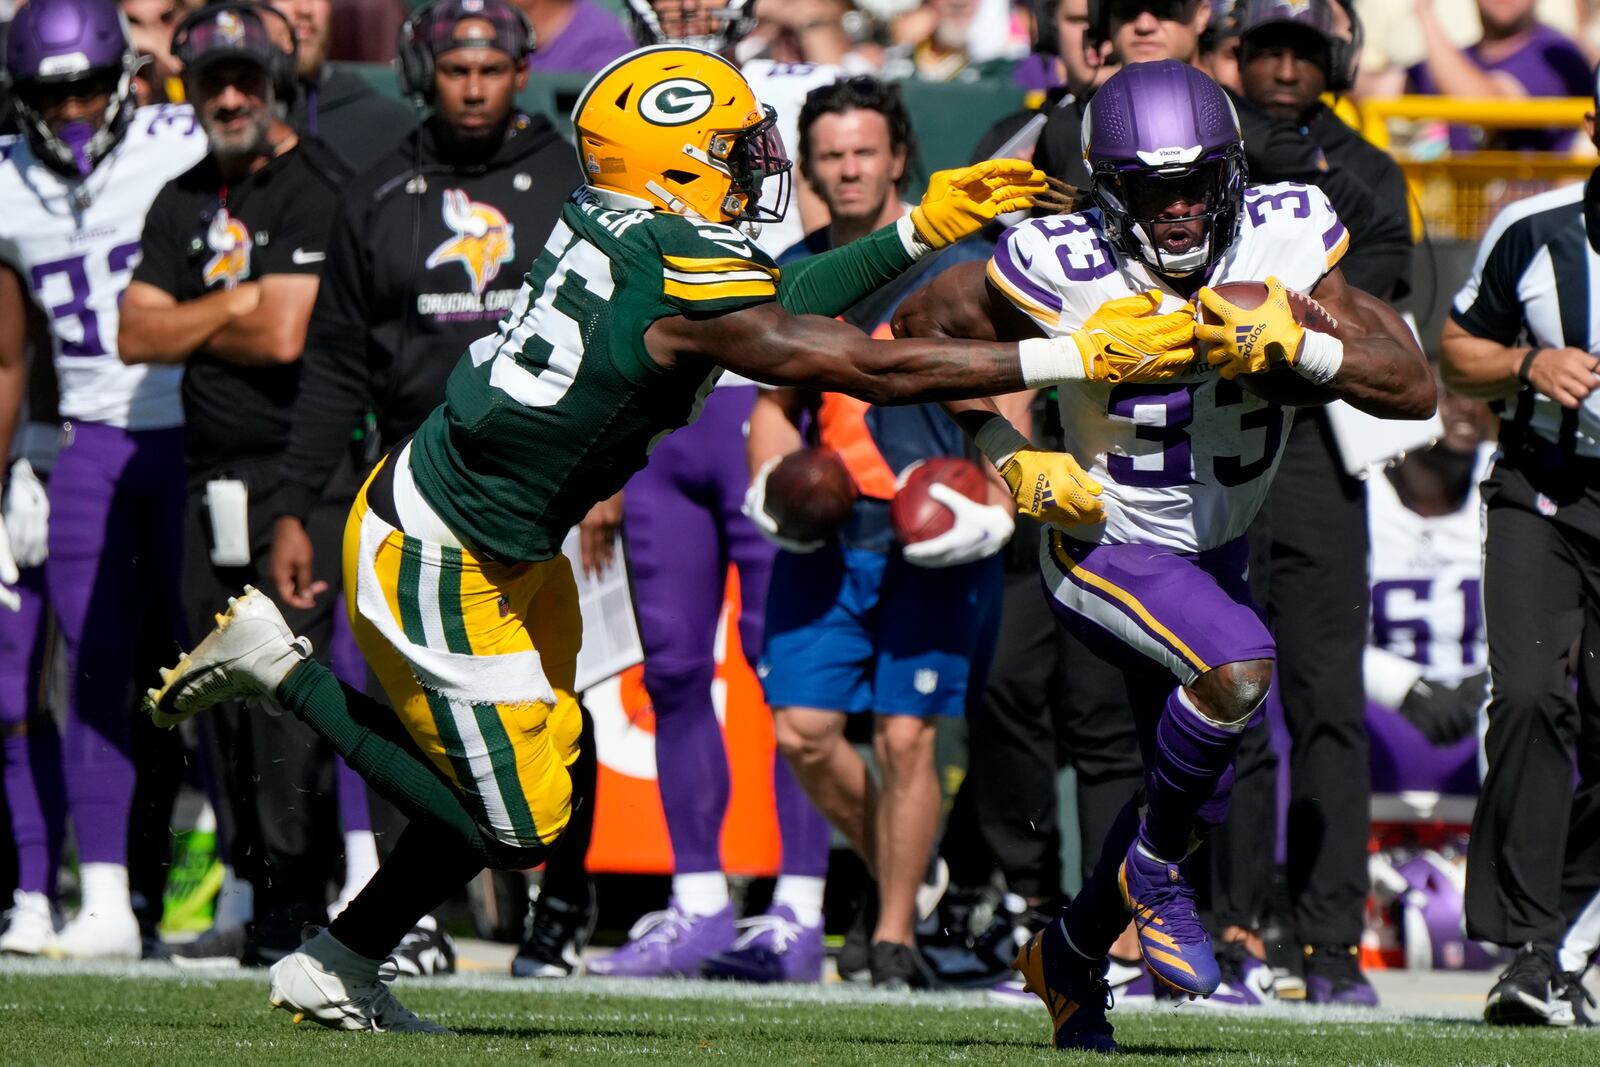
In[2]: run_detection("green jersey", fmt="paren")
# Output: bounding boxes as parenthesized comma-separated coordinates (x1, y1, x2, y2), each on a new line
(408, 189, 783, 562)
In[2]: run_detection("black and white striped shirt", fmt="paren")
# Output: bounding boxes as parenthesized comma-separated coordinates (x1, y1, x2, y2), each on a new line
(1452, 176, 1600, 459)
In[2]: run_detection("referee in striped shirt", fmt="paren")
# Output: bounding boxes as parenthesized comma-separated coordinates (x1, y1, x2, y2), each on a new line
(1441, 63, 1600, 1028)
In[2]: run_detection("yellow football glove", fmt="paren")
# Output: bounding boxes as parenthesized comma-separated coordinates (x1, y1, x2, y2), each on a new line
(1195, 276, 1305, 379)
(1067, 291, 1198, 383)
(998, 448, 1106, 527)
(908, 159, 1049, 251)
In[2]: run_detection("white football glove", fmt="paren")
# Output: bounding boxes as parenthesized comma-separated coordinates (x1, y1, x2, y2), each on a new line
(0, 514, 18, 613)
(741, 456, 826, 555)
(901, 482, 1014, 569)
(5, 460, 49, 570)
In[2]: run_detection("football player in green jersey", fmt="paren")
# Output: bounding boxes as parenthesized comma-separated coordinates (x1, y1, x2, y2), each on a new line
(143, 44, 1200, 1032)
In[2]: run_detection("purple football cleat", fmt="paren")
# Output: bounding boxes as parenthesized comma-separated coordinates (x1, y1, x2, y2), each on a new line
(1119, 844, 1221, 998)
(1303, 944, 1380, 1007)
(700, 905, 824, 984)
(586, 899, 735, 978)
(1013, 922, 1116, 1052)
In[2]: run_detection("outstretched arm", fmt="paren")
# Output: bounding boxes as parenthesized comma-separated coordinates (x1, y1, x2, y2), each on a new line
(647, 301, 1031, 405)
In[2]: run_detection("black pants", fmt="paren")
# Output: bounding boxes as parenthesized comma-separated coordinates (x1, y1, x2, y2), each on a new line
(1467, 454, 1600, 946)
(182, 459, 347, 946)
(1223, 411, 1371, 946)
(943, 533, 1142, 900)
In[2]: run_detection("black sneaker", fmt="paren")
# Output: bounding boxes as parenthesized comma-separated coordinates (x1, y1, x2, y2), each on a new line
(837, 889, 877, 983)
(380, 915, 458, 979)
(512, 884, 597, 978)
(1485, 942, 1572, 1026)
(1303, 943, 1378, 1006)
(869, 940, 938, 990)
(1562, 971, 1596, 1028)
(169, 924, 246, 969)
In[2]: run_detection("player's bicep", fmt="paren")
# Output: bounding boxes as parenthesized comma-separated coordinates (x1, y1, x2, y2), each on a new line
(0, 265, 27, 367)
(893, 260, 1042, 343)
(121, 279, 178, 311)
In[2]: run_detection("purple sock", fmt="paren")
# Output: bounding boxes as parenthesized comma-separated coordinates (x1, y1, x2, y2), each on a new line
(774, 752, 830, 878)
(1142, 687, 1246, 861)
(61, 712, 135, 865)
(3, 726, 66, 896)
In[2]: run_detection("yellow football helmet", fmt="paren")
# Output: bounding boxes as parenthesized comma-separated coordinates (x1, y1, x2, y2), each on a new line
(570, 44, 791, 225)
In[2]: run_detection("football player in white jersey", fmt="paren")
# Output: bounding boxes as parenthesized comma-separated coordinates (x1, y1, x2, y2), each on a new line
(0, 0, 206, 959)
(1365, 388, 1494, 741)
(897, 59, 1432, 1051)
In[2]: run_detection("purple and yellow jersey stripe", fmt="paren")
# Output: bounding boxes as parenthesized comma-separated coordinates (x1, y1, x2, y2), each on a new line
(1322, 219, 1349, 271)
(661, 254, 779, 303)
(986, 233, 1063, 330)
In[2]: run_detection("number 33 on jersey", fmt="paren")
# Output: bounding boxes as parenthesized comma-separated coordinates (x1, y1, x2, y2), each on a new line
(987, 181, 1349, 553)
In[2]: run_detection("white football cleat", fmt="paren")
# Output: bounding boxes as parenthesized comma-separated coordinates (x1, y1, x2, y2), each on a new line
(0, 890, 59, 956)
(145, 585, 311, 728)
(41, 903, 141, 961)
(269, 928, 451, 1034)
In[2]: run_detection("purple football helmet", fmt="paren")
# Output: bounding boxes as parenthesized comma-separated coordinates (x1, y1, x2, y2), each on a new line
(3, 0, 140, 179)
(1080, 59, 1247, 277)
(623, 0, 756, 53)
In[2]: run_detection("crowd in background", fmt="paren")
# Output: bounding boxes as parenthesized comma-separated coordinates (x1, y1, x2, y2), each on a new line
(1, 0, 1599, 1028)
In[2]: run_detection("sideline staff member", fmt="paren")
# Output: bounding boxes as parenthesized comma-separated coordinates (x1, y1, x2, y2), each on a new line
(118, 1, 349, 960)
(1441, 69, 1600, 1029)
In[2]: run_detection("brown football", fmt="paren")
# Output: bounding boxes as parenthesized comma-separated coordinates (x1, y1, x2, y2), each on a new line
(891, 457, 992, 545)
(764, 447, 857, 543)
(1200, 280, 1339, 406)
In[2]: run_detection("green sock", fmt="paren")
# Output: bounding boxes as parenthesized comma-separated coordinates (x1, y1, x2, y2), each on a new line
(276, 660, 492, 858)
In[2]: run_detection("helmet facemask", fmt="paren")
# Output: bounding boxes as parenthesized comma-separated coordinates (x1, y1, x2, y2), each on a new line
(624, 0, 757, 54)
(13, 59, 140, 180)
(1093, 147, 1245, 278)
(700, 105, 791, 226)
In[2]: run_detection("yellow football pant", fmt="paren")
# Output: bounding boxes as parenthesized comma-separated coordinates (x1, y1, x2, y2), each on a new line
(342, 463, 584, 851)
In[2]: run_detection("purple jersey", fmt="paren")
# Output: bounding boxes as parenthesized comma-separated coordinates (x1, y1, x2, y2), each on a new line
(1408, 24, 1592, 152)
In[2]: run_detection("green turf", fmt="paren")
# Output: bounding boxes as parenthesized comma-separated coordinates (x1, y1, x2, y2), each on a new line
(0, 964, 1594, 1066)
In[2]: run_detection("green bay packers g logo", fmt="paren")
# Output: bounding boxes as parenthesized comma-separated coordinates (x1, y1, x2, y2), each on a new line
(639, 78, 715, 126)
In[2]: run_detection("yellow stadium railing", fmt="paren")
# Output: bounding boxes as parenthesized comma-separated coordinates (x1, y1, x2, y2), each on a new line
(1352, 96, 1594, 241)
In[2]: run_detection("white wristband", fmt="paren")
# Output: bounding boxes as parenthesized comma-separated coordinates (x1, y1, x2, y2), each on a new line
(896, 214, 935, 260)
(1293, 329, 1344, 385)
(1018, 336, 1086, 387)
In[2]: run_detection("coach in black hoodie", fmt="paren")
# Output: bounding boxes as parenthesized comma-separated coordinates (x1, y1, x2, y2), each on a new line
(270, 0, 577, 596)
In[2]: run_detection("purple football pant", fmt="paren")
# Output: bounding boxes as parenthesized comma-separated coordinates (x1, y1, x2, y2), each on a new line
(47, 423, 186, 867)
(327, 596, 374, 835)
(623, 386, 829, 879)
(1039, 532, 1275, 956)
(0, 565, 64, 897)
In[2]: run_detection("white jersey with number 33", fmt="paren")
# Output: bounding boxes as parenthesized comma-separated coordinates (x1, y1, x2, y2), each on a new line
(0, 104, 207, 430)
(988, 181, 1350, 553)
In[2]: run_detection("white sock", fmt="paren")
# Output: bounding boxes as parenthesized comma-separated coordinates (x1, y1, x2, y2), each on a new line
(340, 831, 379, 897)
(772, 875, 825, 928)
(307, 927, 383, 980)
(214, 866, 254, 931)
(77, 862, 131, 917)
(672, 872, 730, 916)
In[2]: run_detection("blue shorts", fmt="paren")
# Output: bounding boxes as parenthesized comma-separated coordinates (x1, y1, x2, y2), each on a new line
(759, 543, 1003, 718)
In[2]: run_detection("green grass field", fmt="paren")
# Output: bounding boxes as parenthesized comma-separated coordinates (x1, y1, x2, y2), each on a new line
(1, 960, 1594, 1066)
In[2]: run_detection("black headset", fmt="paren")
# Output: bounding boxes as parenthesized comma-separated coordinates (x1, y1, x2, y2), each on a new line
(1324, 0, 1362, 96)
(171, 2, 300, 106)
(395, 0, 536, 105)
(1032, 0, 1062, 58)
